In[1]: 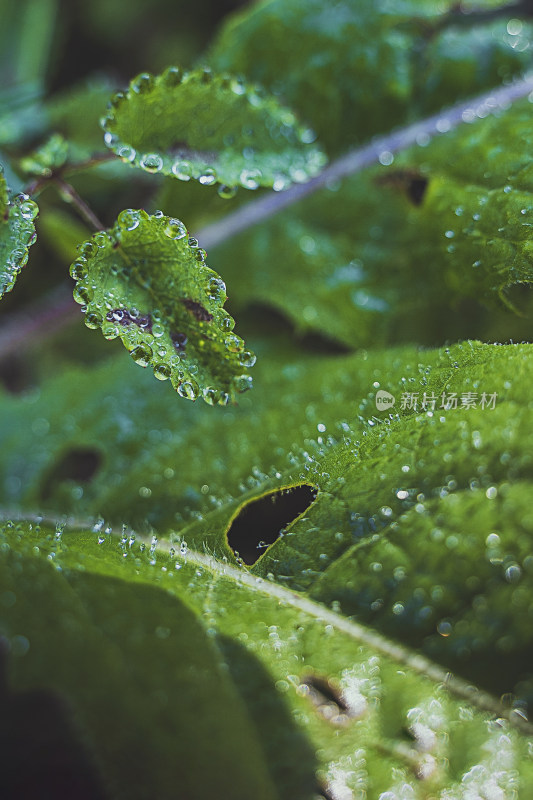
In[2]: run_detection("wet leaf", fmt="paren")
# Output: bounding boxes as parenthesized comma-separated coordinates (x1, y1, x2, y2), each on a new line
(212, 95, 533, 350)
(70, 209, 255, 404)
(399, 96, 533, 306)
(0, 164, 38, 299)
(208, 0, 533, 154)
(3, 332, 533, 712)
(100, 66, 327, 191)
(2, 518, 533, 799)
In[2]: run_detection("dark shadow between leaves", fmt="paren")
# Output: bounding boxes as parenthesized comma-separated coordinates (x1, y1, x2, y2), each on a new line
(215, 634, 319, 800)
(232, 303, 353, 355)
(0, 640, 109, 800)
(0, 355, 36, 395)
(226, 484, 318, 565)
(40, 447, 102, 502)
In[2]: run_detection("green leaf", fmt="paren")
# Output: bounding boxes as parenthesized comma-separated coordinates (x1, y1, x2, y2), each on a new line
(69, 209, 255, 404)
(18, 132, 69, 178)
(213, 94, 533, 350)
(2, 518, 533, 799)
(0, 165, 38, 298)
(207, 0, 533, 154)
(6, 333, 533, 711)
(100, 66, 327, 191)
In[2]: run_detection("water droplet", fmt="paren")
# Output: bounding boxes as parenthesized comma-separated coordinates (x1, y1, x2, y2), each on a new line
(378, 150, 394, 166)
(238, 350, 256, 368)
(84, 312, 102, 329)
(171, 161, 192, 181)
(18, 198, 38, 220)
(70, 261, 88, 281)
(131, 72, 154, 94)
(505, 564, 522, 583)
(217, 184, 237, 199)
(117, 144, 136, 162)
(140, 153, 163, 173)
(117, 209, 141, 231)
(219, 316, 235, 332)
(225, 334, 244, 352)
(199, 168, 217, 185)
(92, 234, 110, 252)
(154, 363, 171, 380)
(444, 230, 455, 239)
(208, 277, 226, 299)
(231, 78, 246, 95)
(162, 66, 183, 86)
(180, 540, 188, 555)
(177, 380, 199, 400)
(240, 168, 262, 189)
(233, 374, 253, 393)
(104, 131, 119, 147)
(164, 218, 187, 239)
(130, 343, 153, 367)
(299, 127, 317, 144)
(202, 386, 220, 405)
(73, 285, 92, 305)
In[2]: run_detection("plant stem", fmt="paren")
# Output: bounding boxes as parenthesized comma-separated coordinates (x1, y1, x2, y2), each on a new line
(197, 72, 533, 249)
(53, 177, 105, 231)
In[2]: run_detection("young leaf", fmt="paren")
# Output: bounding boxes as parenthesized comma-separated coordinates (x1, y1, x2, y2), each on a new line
(0, 165, 38, 299)
(100, 67, 326, 191)
(2, 519, 533, 799)
(70, 209, 255, 404)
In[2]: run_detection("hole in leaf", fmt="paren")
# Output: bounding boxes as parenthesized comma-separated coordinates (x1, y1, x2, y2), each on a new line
(0, 641, 109, 799)
(226, 484, 317, 565)
(41, 447, 102, 501)
(314, 782, 336, 800)
(299, 674, 350, 726)
(376, 169, 429, 206)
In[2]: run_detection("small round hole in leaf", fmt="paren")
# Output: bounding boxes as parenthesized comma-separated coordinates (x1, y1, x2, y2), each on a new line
(226, 484, 317, 565)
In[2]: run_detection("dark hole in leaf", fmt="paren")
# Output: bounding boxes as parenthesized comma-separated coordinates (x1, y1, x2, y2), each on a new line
(406, 176, 428, 206)
(227, 484, 317, 565)
(41, 448, 102, 501)
(0, 641, 109, 799)
(315, 783, 336, 800)
(300, 674, 349, 718)
(376, 169, 428, 206)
